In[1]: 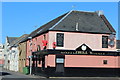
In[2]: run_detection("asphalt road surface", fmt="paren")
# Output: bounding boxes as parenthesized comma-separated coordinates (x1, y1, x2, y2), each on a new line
(1, 67, 120, 80)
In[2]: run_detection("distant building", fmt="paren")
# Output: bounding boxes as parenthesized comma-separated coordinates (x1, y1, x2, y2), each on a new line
(22, 10, 119, 77)
(0, 43, 4, 67)
(3, 37, 18, 70)
(3, 34, 28, 72)
(8, 34, 28, 72)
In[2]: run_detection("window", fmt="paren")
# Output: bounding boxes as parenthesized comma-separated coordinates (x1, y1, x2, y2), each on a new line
(102, 36, 108, 48)
(56, 33, 64, 47)
(103, 60, 107, 64)
(37, 45, 41, 51)
(56, 58, 64, 63)
(43, 34, 46, 40)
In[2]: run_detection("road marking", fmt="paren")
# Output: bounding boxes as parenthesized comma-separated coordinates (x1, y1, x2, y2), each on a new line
(49, 77, 120, 79)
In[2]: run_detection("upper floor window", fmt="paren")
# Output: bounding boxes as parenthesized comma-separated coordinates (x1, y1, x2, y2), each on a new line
(56, 33, 64, 47)
(43, 34, 46, 40)
(37, 45, 41, 51)
(102, 36, 108, 48)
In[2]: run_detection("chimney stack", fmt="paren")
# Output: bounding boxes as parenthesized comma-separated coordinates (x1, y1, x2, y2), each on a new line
(96, 10, 104, 16)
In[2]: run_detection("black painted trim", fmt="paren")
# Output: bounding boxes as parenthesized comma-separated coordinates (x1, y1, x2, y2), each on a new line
(33, 67, 120, 77)
(33, 49, 120, 56)
(49, 30, 112, 34)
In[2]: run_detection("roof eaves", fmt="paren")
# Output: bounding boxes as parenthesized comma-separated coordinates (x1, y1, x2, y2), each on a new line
(28, 12, 68, 39)
(49, 30, 112, 34)
(19, 35, 30, 43)
(100, 15, 116, 33)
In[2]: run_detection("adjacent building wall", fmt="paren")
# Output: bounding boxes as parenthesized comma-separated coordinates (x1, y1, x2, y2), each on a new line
(9, 47, 19, 72)
(18, 42, 27, 73)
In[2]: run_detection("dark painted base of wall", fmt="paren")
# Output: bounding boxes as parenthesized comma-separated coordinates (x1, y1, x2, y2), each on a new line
(32, 67, 120, 77)
(64, 67, 120, 77)
(32, 67, 46, 76)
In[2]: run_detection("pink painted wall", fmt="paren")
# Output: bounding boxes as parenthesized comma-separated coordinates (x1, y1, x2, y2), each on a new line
(0, 59, 4, 65)
(45, 56, 48, 68)
(48, 31, 116, 51)
(37, 60, 42, 67)
(26, 33, 49, 66)
(118, 56, 120, 68)
(44, 54, 119, 68)
(47, 55, 56, 67)
(25, 31, 117, 68)
(65, 55, 118, 68)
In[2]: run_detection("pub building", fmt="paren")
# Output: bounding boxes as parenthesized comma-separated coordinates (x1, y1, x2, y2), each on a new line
(23, 10, 120, 77)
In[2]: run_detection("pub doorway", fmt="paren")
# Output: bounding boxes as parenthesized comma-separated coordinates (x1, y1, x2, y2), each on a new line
(41, 56, 45, 71)
(55, 55, 65, 76)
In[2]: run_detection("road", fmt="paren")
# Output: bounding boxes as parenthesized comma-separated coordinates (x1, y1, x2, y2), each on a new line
(0, 67, 45, 80)
(0, 67, 120, 80)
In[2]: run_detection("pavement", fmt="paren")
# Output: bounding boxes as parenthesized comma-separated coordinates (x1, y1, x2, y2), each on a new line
(0, 67, 45, 79)
(0, 67, 120, 80)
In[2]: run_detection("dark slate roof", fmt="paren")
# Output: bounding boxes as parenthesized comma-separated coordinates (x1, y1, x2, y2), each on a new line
(22, 10, 115, 42)
(10, 34, 29, 47)
(21, 12, 68, 42)
(100, 15, 116, 33)
(116, 40, 120, 49)
(50, 11, 114, 34)
(31, 12, 68, 37)
(7, 37, 18, 44)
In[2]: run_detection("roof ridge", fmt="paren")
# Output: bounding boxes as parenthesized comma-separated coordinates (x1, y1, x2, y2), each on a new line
(72, 10, 95, 13)
(49, 10, 73, 30)
(10, 34, 29, 47)
(49, 10, 97, 30)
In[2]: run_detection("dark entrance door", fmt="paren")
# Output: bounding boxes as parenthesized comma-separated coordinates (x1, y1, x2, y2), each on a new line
(56, 63, 64, 72)
(32, 54, 36, 74)
(41, 56, 45, 71)
(55, 55, 65, 76)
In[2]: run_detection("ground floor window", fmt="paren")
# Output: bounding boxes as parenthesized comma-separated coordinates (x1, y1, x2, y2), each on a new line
(103, 60, 107, 64)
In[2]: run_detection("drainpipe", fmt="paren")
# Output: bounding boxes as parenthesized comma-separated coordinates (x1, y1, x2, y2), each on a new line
(28, 37, 32, 75)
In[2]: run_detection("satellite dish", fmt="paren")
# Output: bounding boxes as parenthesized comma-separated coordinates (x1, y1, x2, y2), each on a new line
(81, 45, 87, 51)
(108, 34, 115, 40)
(108, 40, 115, 46)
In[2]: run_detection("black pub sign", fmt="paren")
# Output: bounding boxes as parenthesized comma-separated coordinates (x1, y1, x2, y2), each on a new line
(56, 33, 64, 47)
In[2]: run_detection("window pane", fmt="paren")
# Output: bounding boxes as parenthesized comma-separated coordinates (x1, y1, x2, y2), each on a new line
(102, 36, 108, 48)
